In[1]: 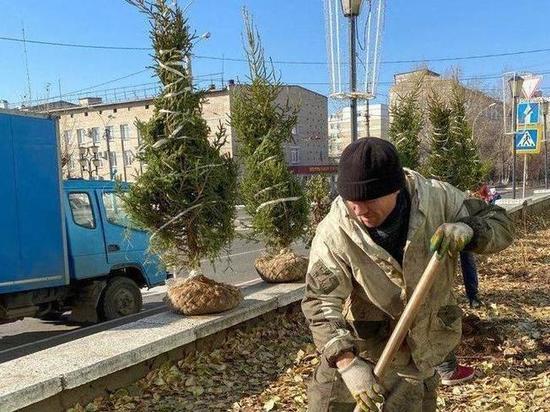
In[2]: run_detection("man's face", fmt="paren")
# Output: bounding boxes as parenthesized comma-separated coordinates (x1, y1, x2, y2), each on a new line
(346, 190, 399, 228)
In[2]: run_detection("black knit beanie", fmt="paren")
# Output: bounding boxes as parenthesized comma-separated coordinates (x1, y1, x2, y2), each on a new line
(337, 137, 406, 201)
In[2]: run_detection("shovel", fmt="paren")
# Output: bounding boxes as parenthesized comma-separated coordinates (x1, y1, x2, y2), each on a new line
(374, 252, 443, 379)
(353, 252, 443, 411)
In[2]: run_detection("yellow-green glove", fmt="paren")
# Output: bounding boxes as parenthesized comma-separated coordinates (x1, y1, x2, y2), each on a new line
(430, 222, 474, 258)
(338, 357, 384, 411)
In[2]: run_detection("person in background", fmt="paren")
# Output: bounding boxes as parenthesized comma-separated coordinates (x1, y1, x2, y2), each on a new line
(438, 183, 495, 386)
(459, 183, 494, 309)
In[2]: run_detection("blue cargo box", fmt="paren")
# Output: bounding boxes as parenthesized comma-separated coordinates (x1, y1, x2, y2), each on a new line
(0, 110, 68, 294)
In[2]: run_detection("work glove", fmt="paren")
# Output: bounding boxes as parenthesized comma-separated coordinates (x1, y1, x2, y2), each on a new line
(430, 222, 473, 258)
(338, 356, 384, 411)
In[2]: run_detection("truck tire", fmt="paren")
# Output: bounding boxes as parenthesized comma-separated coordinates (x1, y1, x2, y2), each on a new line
(99, 277, 143, 321)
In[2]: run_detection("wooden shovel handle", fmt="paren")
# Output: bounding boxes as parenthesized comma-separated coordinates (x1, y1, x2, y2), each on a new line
(374, 253, 442, 379)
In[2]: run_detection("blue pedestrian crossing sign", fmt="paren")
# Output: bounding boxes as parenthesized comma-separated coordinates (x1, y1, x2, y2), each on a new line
(515, 127, 542, 154)
(517, 102, 540, 125)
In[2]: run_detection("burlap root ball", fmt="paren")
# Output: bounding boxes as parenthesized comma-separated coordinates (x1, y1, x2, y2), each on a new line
(164, 274, 243, 315)
(255, 249, 308, 283)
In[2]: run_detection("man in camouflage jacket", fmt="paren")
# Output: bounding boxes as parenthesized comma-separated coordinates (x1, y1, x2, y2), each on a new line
(302, 138, 514, 411)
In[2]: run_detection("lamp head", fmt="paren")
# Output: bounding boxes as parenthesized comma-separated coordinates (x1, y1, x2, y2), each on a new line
(508, 75, 524, 99)
(340, 0, 363, 17)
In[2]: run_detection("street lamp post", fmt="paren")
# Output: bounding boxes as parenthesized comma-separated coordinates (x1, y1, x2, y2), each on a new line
(542, 100, 549, 189)
(97, 113, 115, 180)
(472, 102, 497, 144)
(341, 0, 363, 142)
(79, 145, 100, 180)
(508, 75, 524, 199)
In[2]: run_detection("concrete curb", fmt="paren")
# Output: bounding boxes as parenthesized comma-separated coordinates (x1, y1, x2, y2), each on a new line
(0, 282, 304, 412)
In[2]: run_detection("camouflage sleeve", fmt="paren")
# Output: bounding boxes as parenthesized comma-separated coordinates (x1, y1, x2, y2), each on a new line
(441, 182, 515, 254)
(457, 198, 515, 254)
(301, 235, 354, 367)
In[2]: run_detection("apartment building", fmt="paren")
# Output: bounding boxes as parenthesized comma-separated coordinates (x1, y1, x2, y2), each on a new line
(328, 103, 389, 159)
(47, 84, 329, 182)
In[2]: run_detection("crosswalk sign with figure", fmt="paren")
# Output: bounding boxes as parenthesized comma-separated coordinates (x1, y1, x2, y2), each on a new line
(515, 127, 542, 154)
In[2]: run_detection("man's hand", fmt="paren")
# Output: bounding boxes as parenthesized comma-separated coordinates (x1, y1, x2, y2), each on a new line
(430, 222, 473, 258)
(338, 356, 384, 411)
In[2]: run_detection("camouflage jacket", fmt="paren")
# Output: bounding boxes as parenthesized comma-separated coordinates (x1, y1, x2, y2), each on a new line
(302, 170, 514, 376)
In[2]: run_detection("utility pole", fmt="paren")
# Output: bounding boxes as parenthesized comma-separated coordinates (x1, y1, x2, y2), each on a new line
(120, 125, 128, 182)
(365, 100, 371, 137)
(349, 10, 358, 141)
(105, 127, 114, 180)
(543, 101, 549, 189)
(508, 75, 524, 199)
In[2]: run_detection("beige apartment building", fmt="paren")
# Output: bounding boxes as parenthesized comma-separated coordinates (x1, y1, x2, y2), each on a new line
(328, 103, 389, 159)
(46, 84, 329, 182)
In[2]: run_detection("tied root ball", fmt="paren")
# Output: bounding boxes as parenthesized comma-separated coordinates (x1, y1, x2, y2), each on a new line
(255, 249, 308, 283)
(165, 274, 243, 315)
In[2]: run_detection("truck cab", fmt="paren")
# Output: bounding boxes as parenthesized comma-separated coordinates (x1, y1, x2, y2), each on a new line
(63, 180, 166, 321)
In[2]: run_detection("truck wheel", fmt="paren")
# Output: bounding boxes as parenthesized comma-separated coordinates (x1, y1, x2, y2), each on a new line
(99, 277, 142, 321)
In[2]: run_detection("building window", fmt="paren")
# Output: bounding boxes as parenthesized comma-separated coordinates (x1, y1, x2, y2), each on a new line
(120, 124, 130, 141)
(123, 150, 134, 166)
(106, 126, 115, 141)
(291, 148, 300, 164)
(63, 130, 72, 145)
(109, 152, 118, 167)
(90, 127, 100, 145)
(76, 129, 85, 146)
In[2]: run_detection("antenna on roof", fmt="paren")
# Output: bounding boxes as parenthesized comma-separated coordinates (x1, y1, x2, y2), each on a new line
(221, 53, 225, 89)
(22, 22, 33, 104)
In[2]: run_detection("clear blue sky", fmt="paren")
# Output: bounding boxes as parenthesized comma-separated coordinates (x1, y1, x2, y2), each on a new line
(2, 0, 550, 107)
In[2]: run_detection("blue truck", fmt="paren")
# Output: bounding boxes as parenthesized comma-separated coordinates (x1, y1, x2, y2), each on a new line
(0, 110, 167, 324)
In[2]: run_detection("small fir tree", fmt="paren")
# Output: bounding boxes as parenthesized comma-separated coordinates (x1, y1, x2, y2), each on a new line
(230, 10, 309, 282)
(389, 88, 423, 170)
(426, 92, 453, 183)
(447, 84, 486, 191)
(123, 0, 238, 271)
(303, 175, 332, 248)
(426, 83, 486, 191)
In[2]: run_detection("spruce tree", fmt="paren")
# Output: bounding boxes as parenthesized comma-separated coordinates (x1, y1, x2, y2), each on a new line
(426, 83, 486, 191)
(426, 92, 453, 183)
(303, 175, 332, 248)
(122, 0, 238, 271)
(230, 10, 309, 282)
(448, 84, 485, 191)
(389, 88, 423, 170)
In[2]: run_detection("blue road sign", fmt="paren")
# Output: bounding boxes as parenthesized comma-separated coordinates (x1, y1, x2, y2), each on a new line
(515, 127, 542, 154)
(517, 102, 540, 125)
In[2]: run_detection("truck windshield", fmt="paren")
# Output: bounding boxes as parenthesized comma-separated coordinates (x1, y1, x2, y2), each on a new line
(102, 192, 137, 229)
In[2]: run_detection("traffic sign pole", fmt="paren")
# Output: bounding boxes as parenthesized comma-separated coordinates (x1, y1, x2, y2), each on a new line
(512, 96, 518, 199)
(543, 106, 549, 190)
(521, 154, 527, 199)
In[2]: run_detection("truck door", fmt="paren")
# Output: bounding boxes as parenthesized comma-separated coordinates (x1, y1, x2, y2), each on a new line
(98, 190, 165, 286)
(64, 191, 110, 279)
